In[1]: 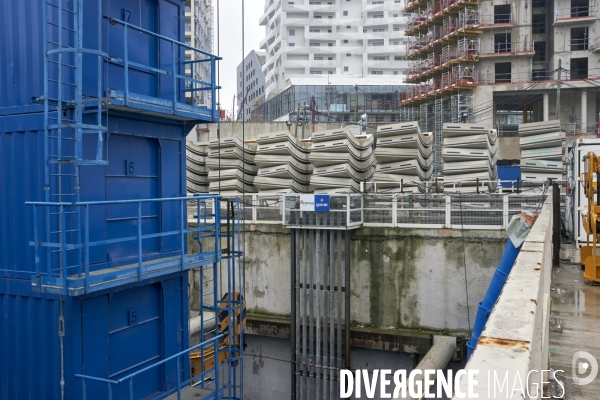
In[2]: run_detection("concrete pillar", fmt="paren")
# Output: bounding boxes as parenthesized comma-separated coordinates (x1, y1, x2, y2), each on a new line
(582, 91, 588, 134)
(543, 92, 549, 121)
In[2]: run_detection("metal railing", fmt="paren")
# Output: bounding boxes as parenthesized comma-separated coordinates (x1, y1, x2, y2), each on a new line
(480, 13, 512, 25)
(106, 18, 221, 119)
(555, 5, 596, 20)
(27, 195, 222, 295)
(75, 334, 225, 400)
(282, 194, 364, 229)
(196, 189, 559, 231)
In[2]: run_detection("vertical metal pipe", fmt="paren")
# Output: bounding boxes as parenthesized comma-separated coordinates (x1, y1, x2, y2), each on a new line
(329, 230, 335, 400)
(84, 204, 89, 293)
(552, 182, 560, 267)
(308, 228, 315, 397)
(315, 229, 321, 400)
(137, 202, 143, 281)
(336, 231, 342, 375)
(321, 230, 329, 399)
(180, 200, 185, 268)
(124, 26, 129, 106)
(303, 229, 309, 400)
(291, 229, 297, 400)
(344, 230, 351, 369)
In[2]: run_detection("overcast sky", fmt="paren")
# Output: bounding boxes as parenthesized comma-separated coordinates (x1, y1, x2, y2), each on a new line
(215, 0, 264, 118)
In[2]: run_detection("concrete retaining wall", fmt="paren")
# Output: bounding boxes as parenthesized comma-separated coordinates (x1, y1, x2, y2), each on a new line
(241, 225, 507, 333)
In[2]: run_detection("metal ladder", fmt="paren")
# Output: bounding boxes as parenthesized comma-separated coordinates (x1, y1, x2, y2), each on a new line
(41, 0, 109, 282)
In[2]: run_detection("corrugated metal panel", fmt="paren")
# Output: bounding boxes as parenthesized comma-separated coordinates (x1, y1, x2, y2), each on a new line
(0, 114, 46, 277)
(0, 289, 61, 400)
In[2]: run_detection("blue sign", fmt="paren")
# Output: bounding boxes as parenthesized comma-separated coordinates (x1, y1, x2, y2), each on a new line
(315, 195, 330, 212)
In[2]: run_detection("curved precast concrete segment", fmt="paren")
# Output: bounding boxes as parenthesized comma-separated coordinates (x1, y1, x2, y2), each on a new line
(189, 312, 217, 335)
(452, 194, 553, 399)
(396, 336, 457, 400)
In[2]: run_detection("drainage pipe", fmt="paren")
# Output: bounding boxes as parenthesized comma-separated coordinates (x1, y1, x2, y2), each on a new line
(396, 336, 456, 400)
(467, 238, 521, 358)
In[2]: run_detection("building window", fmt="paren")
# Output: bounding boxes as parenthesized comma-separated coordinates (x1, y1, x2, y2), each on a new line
(289, 29, 295, 36)
(315, 56, 324, 60)
(571, 57, 588, 79)
(311, 71, 323, 74)
(310, 29, 320, 32)
(394, 27, 400, 31)
(343, 11, 348, 16)
(532, 69, 547, 81)
(493, 4, 511, 23)
(309, 1, 322, 4)
(571, 0, 590, 17)
(346, 53, 351, 56)
(289, 43, 295, 46)
(328, 15, 333, 18)
(344, 66, 349, 71)
(571, 27, 589, 50)
(393, 71, 399, 75)
(328, 42, 334, 46)
(310, 42, 320, 46)
(373, 28, 384, 32)
(533, 41, 546, 61)
(495, 62, 511, 83)
(494, 32, 511, 53)
(374, 14, 384, 18)
(393, 13, 399, 17)
(393, 41, 399, 45)
(343, 39, 348, 43)
(532, 0, 546, 6)
(346, 25, 351, 28)
(532, 14, 546, 33)
(372, 41, 384, 46)
(373, 56, 386, 60)
(371, 71, 383, 75)
(394, 56, 405, 60)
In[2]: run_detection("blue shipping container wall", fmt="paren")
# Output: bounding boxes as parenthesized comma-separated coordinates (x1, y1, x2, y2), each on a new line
(0, 275, 189, 400)
(0, 113, 188, 277)
(0, 0, 213, 398)
(0, 0, 186, 114)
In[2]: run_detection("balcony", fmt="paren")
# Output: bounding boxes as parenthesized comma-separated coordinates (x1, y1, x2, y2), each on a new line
(478, 13, 515, 29)
(364, 16, 406, 26)
(554, 5, 597, 24)
(367, 59, 408, 69)
(479, 41, 535, 58)
(27, 195, 231, 296)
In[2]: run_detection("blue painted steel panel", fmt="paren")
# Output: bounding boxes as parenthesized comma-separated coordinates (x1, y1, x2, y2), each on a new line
(0, 114, 187, 277)
(0, 286, 61, 400)
(0, 275, 189, 400)
(0, 0, 186, 112)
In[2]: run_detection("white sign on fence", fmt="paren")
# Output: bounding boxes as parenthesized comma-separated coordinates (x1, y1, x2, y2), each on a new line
(299, 195, 315, 211)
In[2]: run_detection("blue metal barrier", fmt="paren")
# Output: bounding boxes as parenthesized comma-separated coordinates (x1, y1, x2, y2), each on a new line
(27, 195, 222, 295)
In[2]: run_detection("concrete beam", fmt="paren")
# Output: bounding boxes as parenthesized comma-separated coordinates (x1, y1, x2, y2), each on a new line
(245, 314, 441, 356)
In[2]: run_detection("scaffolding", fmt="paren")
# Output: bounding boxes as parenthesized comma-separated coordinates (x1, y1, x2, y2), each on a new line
(434, 97, 444, 174)
(450, 92, 474, 123)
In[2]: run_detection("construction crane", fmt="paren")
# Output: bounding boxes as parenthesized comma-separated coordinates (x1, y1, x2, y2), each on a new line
(580, 152, 600, 282)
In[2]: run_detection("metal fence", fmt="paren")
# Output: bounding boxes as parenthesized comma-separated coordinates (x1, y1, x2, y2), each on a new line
(190, 191, 558, 230)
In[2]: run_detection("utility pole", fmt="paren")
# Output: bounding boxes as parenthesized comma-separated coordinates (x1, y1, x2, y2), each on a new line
(301, 102, 307, 139)
(294, 103, 300, 139)
(354, 84, 358, 123)
(556, 59, 562, 119)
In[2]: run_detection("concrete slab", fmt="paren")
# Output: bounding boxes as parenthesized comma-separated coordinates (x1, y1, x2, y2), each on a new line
(549, 244, 600, 399)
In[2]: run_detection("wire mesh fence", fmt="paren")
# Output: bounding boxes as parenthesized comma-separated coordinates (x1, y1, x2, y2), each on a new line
(186, 188, 560, 230)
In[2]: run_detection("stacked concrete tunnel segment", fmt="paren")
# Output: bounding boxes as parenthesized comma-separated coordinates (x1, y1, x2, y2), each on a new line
(518, 120, 566, 184)
(442, 123, 499, 192)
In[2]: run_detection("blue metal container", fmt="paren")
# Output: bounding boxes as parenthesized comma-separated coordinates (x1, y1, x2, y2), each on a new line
(497, 166, 522, 189)
(0, 1, 236, 398)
